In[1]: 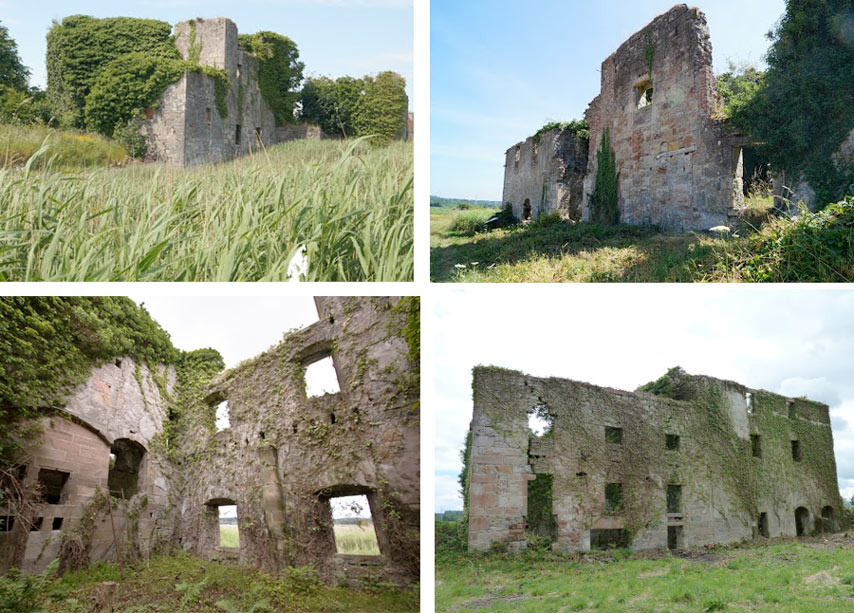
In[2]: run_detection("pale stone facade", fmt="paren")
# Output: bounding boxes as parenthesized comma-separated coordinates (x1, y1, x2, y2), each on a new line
(467, 367, 841, 553)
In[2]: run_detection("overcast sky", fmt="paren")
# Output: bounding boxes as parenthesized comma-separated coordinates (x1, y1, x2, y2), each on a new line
(431, 0, 786, 200)
(434, 287, 854, 512)
(124, 296, 358, 520)
(1, 0, 413, 101)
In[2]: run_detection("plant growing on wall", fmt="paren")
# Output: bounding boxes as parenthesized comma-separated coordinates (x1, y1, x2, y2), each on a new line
(589, 127, 620, 225)
(238, 31, 304, 126)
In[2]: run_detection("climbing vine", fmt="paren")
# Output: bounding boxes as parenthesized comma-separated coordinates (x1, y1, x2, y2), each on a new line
(589, 127, 620, 225)
(644, 30, 655, 79)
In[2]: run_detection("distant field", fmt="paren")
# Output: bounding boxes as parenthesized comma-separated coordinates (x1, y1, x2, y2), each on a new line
(334, 523, 380, 555)
(219, 524, 239, 548)
(436, 534, 854, 612)
(0, 128, 413, 281)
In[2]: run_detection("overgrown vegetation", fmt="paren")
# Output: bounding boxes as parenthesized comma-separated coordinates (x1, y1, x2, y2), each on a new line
(300, 72, 408, 144)
(636, 366, 693, 400)
(20, 551, 417, 612)
(1, 123, 128, 169)
(430, 196, 854, 282)
(0, 138, 414, 281)
(589, 127, 620, 226)
(730, 0, 854, 206)
(531, 119, 589, 144)
(436, 536, 854, 612)
(238, 31, 304, 125)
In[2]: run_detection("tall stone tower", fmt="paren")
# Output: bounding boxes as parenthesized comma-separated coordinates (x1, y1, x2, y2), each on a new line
(174, 18, 238, 75)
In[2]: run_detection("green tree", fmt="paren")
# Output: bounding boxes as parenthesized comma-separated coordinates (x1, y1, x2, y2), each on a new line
(715, 61, 764, 120)
(353, 71, 408, 145)
(238, 31, 304, 125)
(0, 20, 29, 91)
(300, 76, 365, 137)
(590, 127, 620, 225)
(733, 0, 854, 205)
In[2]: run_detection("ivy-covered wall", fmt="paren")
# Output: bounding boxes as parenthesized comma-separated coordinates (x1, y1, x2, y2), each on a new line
(467, 367, 842, 553)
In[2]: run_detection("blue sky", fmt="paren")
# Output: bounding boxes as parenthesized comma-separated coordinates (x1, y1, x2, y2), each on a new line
(0, 0, 412, 101)
(434, 287, 854, 513)
(431, 0, 786, 200)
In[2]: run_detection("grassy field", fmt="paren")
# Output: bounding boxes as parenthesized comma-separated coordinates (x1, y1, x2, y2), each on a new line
(436, 535, 854, 612)
(219, 524, 239, 548)
(1, 123, 128, 169)
(334, 523, 381, 556)
(430, 200, 854, 283)
(16, 551, 417, 612)
(0, 126, 413, 281)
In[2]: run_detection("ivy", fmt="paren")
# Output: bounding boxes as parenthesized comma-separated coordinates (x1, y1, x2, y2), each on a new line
(644, 30, 655, 79)
(237, 31, 304, 126)
(589, 127, 620, 225)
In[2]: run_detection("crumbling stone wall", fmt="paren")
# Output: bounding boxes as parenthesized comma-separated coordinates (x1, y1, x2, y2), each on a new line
(502, 128, 588, 221)
(580, 5, 740, 231)
(0, 360, 176, 574)
(142, 18, 277, 167)
(2, 298, 419, 587)
(467, 367, 841, 553)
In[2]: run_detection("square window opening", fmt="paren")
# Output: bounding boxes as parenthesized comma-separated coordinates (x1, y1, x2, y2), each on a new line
(667, 484, 682, 514)
(52, 517, 63, 531)
(330, 494, 380, 555)
(605, 483, 623, 513)
(751, 434, 761, 458)
(218, 505, 239, 548)
(527, 403, 553, 437)
(305, 355, 341, 397)
(590, 528, 628, 550)
(666, 434, 680, 450)
(37, 468, 70, 504)
(792, 440, 802, 462)
(605, 426, 623, 444)
(636, 84, 654, 109)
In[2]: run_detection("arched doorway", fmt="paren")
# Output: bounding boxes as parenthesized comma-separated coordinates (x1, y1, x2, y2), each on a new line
(108, 439, 146, 498)
(821, 506, 835, 533)
(795, 506, 810, 537)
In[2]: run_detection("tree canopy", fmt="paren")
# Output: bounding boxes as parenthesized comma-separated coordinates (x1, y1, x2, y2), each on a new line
(0, 20, 29, 91)
(238, 31, 304, 125)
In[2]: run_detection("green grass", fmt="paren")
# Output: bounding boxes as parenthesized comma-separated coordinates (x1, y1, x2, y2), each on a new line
(219, 524, 239, 548)
(0, 123, 128, 169)
(430, 200, 854, 282)
(334, 523, 381, 556)
(33, 551, 417, 612)
(436, 537, 854, 612)
(0, 136, 413, 281)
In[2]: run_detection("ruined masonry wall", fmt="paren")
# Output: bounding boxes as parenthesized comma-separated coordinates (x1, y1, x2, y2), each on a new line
(468, 367, 841, 553)
(502, 129, 588, 221)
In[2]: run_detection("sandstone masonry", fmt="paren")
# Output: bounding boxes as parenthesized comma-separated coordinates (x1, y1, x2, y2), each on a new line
(467, 367, 841, 553)
(0, 298, 419, 586)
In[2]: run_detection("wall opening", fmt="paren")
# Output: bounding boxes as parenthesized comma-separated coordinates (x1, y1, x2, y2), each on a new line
(330, 494, 380, 556)
(788, 401, 797, 420)
(590, 529, 628, 550)
(605, 483, 623, 513)
(522, 199, 532, 221)
(527, 403, 553, 437)
(636, 82, 654, 109)
(205, 107, 211, 126)
(667, 525, 682, 550)
(741, 147, 772, 197)
(215, 400, 230, 431)
(30, 517, 43, 532)
(51, 517, 63, 531)
(107, 439, 145, 498)
(0, 516, 13, 532)
(235, 124, 241, 145)
(304, 355, 341, 398)
(236, 63, 242, 80)
(514, 145, 521, 168)
(37, 468, 70, 504)
(751, 434, 761, 458)
(758, 512, 769, 538)
(526, 473, 556, 542)
(255, 127, 262, 146)
(745, 392, 754, 414)
(218, 505, 239, 548)
(795, 506, 810, 536)
(605, 426, 623, 444)
(666, 485, 682, 514)
(821, 506, 835, 533)
(665, 434, 680, 450)
(791, 440, 802, 462)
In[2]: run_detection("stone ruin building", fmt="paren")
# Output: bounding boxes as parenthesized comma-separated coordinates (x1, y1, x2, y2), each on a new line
(0, 298, 419, 586)
(466, 366, 842, 553)
(142, 18, 321, 167)
(502, 4, 852, 231)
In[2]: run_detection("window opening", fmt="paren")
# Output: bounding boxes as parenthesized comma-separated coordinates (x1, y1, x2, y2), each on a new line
(527, 403, 552, 437)
(305, 355, 340, 397)
(255, 127, 262, 145)
(795, 506, 809, 536)
(667, 525, 682, 550)
(205, 107, 212, 126)
(37, 468, 70, 504)
(751, 434, 761, 458)
(52, 517, 64, 531)
(330, 494, 380, 555)
(218, 505, 239, 548)
(605, 426, 623, 444)
(605, 483, 623, 513)
(31, 517, 43, 532)
(758, 512, 769, 537)
(666, 434, 680, 450)
(667, 484, 682, 514)
(522, 199, 532, 221)
(791, 440, 802, 462)
(0, 516, 13, 532)
(235, 124, 241, 145)
(636, 84, 654, 109)
(108, 439, 145, 498)
(591, 529, 628, 550)
(746, 392, 754, 414)
(215, 400, 230, 431)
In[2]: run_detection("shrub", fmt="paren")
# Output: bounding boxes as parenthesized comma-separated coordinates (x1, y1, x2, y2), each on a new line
(447, 210, 493, 236)
(0, 559, 58, 612)
(435, 520, 468, 556)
